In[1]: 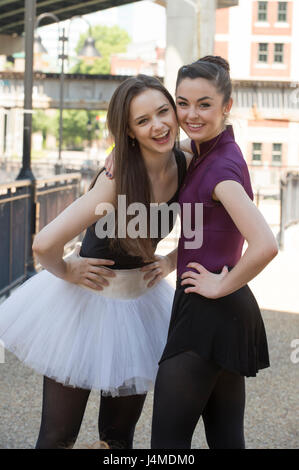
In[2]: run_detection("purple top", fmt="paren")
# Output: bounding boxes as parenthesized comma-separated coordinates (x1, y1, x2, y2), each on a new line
(177, 125, 253, 279)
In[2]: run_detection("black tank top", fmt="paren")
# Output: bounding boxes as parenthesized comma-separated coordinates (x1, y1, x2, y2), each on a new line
(80, 148, 187, 269)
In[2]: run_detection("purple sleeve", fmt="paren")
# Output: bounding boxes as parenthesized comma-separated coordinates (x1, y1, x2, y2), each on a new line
(204, 157, 245, 201)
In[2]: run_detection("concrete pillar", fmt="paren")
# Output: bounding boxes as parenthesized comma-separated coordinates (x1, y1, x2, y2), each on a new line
(12, 108, 24, 158)
(0, 35, 24, 55)
(165, 0, 217, 96)
(5, 109, 14, 157)
(198, 0, 217, 57)
(2, 108, 23, 158)
(165, 0, 198, 95)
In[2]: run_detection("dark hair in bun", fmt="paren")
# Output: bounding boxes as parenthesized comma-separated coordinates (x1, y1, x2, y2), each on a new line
(176, 55, 232, 104)
(200, 55, 230, 73)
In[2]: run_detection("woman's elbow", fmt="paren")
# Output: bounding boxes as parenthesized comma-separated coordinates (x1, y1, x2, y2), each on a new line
(263, 238, 279, 263)
(32, 234, 49, 254)
(249, 234, 278, 264)
(272, 240, 279, 258)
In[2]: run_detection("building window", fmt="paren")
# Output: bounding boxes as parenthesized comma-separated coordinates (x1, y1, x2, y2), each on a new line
(252, 143, 262, 164)
(278, 2, 288, 22)
(274, 43, 284, 63)
(272, 143, 282, 165)
(258, 1, 268, 21)
(258, 43, 268, 63)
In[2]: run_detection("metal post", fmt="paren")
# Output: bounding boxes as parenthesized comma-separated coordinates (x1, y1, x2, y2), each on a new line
(58, 35, 65, 163)
(17, 0, 37, 279)
(17, 0, 36, 181)
(56, 26, 67, 174)
(278, 178, 286, 250)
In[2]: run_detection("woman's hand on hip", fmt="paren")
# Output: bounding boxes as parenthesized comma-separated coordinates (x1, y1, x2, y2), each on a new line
(140, 255, 173, 288)
(181, 263, 229, 299)
(64, 244, 116, 291)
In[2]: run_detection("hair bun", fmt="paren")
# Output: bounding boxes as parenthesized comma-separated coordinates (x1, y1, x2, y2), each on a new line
(199, 55, 230, 73)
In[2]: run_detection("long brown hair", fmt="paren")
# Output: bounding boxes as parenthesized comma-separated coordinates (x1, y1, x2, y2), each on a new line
(90, 74, 178, 261)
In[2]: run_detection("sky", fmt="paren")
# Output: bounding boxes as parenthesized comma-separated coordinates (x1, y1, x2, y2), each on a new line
(37, 1, 166, 68)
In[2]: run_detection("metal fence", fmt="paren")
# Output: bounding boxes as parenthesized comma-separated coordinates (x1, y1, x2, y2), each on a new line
(278, 172, 299, 249)
(0, 173, 81, 298)
(0, 179, 32, 297)
(36, 173, 81, 232)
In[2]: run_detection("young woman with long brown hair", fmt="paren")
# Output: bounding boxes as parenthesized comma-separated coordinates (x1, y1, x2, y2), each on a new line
(0, 75, 189, 449)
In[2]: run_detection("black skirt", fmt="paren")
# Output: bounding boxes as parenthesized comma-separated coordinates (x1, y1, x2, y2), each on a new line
(159, 282, 270, 377)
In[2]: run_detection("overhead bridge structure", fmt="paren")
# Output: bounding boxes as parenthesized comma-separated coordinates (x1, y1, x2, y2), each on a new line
(0, 71, 129, 110)
(0, 0, 240, 164)
(1, 71, 298, 121)
(0, 0, 239, 55)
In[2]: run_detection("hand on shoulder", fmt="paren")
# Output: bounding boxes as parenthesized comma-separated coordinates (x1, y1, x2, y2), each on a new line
(180, 138, 192, 154)
(92, 167, 116, 194)
(180, 138, 193, 169)
(183, 151, 193, 169)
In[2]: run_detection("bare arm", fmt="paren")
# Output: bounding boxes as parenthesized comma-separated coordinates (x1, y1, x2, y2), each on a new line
(214, 181, 278, 295)
(32, 172, 116, 283)
(182, 180, 278, 298)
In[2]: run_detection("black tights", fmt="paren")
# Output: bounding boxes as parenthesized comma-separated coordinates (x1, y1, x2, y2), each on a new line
(151, 351, 246, 449)
(35, 376, 146, 449)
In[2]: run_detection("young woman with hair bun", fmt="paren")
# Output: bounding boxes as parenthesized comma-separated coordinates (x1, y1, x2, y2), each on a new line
(150, 56, 278, 449)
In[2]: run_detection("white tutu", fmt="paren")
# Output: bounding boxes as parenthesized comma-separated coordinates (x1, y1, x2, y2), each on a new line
(0, 268, 174, 397)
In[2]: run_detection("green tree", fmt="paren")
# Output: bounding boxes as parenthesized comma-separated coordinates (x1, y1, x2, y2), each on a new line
(71, 24, 131, 74)
(59, 110, 106, 150)
(32, 110, 57, 148)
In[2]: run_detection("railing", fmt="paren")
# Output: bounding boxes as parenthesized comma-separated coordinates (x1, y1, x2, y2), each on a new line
(0, 179, 32, 297)
(278, 172, 299, 249)
(0, 173, 81, 298)
(36, 173, 81, 232)
(0, 158, 96, 196)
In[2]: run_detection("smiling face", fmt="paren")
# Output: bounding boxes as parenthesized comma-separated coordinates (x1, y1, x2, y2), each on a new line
(128, 88, 178, 157)
(176, 77, 232, 144)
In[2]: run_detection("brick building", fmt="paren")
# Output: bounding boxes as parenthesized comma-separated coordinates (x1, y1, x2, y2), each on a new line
(214, 0, 299, 189)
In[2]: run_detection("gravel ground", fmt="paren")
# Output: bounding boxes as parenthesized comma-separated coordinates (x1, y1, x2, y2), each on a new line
(0, 308, 298, 449)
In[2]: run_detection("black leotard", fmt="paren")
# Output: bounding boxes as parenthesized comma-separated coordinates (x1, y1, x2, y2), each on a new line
(80, 148, 187, 269)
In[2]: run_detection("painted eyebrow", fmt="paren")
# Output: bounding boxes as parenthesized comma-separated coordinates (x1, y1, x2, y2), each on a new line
(134, 104, 169, 122)
(176, 96, 213, 102)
